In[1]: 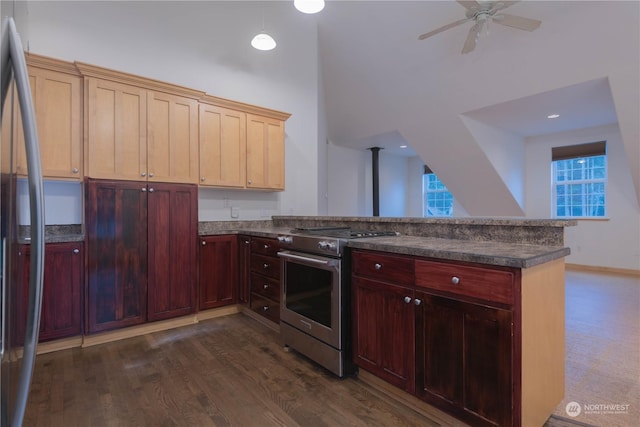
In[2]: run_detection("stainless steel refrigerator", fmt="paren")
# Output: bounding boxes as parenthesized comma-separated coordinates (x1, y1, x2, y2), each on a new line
(0, 15, 45, 427)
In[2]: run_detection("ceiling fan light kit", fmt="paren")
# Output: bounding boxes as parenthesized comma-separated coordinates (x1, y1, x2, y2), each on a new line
(418, 0, 542, 54)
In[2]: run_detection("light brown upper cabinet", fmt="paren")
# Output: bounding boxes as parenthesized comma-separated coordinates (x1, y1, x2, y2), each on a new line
(77, 60, 289, 188)
(11, 56, 83, 180)
(79, 62, 202, 184)
(246, 114, 285, 191)
(85, 78, 148, 181)
(199, 103, 246, 188)
(147, 91, 199, 184)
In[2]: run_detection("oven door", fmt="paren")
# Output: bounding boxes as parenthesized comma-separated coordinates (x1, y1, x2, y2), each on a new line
(278, 250, 342, 349)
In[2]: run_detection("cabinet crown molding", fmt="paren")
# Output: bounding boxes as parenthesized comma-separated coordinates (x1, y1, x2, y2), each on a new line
(26, 52, 291, 121)
(74, 61, 206, 99)
(26, 52, 81, 76)
(200, 94, 291, 122)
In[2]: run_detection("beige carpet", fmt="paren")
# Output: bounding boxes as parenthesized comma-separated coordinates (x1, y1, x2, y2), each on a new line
(550, 270, 639, 427)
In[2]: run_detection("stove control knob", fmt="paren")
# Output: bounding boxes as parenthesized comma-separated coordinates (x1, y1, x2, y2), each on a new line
(318, 241, 329, 249)
(327, 242, 337, 250)
(277, 235, 293, 244)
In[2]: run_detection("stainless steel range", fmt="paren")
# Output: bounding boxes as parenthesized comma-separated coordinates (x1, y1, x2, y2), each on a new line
(277, 227, 397, 377)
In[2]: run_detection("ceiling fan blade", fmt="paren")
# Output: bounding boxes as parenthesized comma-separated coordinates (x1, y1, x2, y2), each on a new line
(457, 1, 480, 11)
(462, 20, 483, 54)
(492, 1, 520, 12)
(493, 13, 541, 31)
(418, 18, 470, 40)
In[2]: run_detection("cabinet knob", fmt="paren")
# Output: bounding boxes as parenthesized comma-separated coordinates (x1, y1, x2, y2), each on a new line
(263, 263, 269, 269)
(141, 172, 146, 177)
(244, 240, 250, 245)
(73, 249, 80, 254)
(72, 167, 79, 174)
(141, 187, 147, 192)
(262, 306, 269, 311)
(201, 241, 206, 246)
(263, 244, 269, 249)
(451, 276, 460, 285)
(201, 176, 206, 182)
(414, 298, 422, 306)
(374, 263, 382, 270)
(404, 296, 412, 304)
(248, 179, 252, 184)
(149, 172, 154, 178)
(149, 188, 154, 193)
(263, 284, 269, 290)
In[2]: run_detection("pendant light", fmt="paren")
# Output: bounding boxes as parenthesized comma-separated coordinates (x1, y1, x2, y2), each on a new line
(251, 33, 276, 51)
(294, 0, 325, 14)
(251, 5, 276, 51)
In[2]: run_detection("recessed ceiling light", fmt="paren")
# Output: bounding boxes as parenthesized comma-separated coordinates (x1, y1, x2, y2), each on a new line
(547, 114, 560, 119)
(294, 0, 325, 14)
(400, 145, 408, 149)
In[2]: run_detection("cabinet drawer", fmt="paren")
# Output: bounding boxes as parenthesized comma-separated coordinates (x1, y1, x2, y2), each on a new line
(352, 250, 414, 286)
(250, 273, 280, 301)
(415, 260, 514, 305)
(251, 237, 280, 256)
(250, 254, 281, 280)
(250, 293, 280, 323)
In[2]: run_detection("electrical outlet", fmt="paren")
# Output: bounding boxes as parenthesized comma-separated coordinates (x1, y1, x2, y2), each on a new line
(230, 207, 239, 218)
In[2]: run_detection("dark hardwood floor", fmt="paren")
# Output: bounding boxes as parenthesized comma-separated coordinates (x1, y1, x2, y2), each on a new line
(25, 314, 449, 427)
(24, 269, 639, 427)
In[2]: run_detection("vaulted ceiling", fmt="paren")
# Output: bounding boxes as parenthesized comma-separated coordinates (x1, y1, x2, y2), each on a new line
(318, 0, 639, 215)
(12, 0, 640, 216)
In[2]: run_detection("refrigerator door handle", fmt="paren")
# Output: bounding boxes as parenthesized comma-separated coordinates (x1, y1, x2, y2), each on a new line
(2, 17, 45, 427)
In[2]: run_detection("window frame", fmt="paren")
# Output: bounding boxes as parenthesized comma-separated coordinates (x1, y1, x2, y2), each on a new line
(422, 172, 454, 217)
(551, 154, 608, 219)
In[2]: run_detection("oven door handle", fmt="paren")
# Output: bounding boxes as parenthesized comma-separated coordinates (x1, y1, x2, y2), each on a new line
(277, 251, 332, 266)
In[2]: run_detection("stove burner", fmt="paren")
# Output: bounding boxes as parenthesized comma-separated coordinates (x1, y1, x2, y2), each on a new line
(292, 227, 398, 239)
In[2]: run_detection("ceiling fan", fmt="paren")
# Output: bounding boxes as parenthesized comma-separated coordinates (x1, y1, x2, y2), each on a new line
(418, 1, 542, 54)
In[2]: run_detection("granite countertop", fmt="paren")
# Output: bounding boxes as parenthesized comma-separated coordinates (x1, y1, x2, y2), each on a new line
(345, 235, 570, 269)
(32, 219, 571, 268)
(199, 226, 570, 269)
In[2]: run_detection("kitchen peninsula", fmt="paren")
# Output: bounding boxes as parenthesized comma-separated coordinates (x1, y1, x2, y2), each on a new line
(201, 215, 574, 427)
(28, 215, 574, 427)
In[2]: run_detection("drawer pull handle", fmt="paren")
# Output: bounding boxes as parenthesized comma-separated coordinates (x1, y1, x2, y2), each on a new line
(264, 244, 269, 249)
(374, 263, 382, 270)
(263, 263, 269, 269)
(404, 296, 412, 304)
(263, 284, 269, 290)
(262, 306, 269, 311)
(451, 276, 460, 285)
(201, 241, 206, 246)
(73, 249, 79, 254)
(414, 298, 422, 306)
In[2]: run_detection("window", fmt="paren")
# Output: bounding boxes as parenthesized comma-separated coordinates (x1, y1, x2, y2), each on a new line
(552, 142, 607, 218)
(423, 171, 453, 217)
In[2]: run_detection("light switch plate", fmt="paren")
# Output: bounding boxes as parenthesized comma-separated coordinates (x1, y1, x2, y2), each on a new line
(231, 207, 240, 218)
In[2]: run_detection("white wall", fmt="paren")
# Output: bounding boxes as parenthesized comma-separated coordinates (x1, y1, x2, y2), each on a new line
(525, 124, 640, 271)
(17, 180, 83, 225)
(459, 116, 525, 210)
(17, 1, 321, 222)
(327, 142, 368, 216)
(327, 147, 471, 219)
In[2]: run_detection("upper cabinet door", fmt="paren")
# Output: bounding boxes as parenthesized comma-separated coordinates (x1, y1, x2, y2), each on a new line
(199, 103, 246, 188)
(85, 78, 148, 181)
(147, 91, 199, 184)
(246, 114, 285, 190)
(14, 67, 82, 179)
